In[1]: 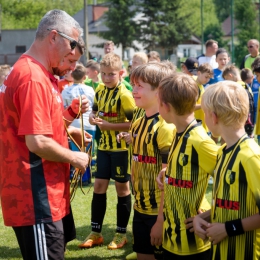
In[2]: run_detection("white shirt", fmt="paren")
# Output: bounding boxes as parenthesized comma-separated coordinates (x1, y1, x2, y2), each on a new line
(62, 83, 96, 131)
(198, 55, 218, 69)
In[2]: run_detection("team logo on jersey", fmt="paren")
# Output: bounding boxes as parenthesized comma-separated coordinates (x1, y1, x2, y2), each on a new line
(178, 153, 188, 166)
(145, 133, 152, 144)
(225, 170, 236, 185)
(110, 99, 116, 106)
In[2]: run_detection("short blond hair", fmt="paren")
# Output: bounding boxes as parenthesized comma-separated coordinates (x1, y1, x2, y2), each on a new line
(202, 81, 249, 127)
(100, 53, 122, 70)
(130, 62, 174, 90)
(158, 73, 198, 115)
(222, 64, 240, 81)
(132, 52, 148, 64)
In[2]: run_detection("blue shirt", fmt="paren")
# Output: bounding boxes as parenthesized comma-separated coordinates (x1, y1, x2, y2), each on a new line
(208, 68, 224, 85)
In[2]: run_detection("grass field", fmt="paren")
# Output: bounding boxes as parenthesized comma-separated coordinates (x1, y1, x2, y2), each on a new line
(0, 178, 213, 260)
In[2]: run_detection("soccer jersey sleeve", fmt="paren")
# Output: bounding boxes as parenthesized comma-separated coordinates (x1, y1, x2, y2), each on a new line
(157, 122, 175, 163)
(198, 138, 218, 175)
(244, 155, 260, 212)
(120, 91, 136, 121)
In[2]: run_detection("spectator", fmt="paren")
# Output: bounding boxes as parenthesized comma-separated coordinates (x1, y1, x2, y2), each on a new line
(181, 57, 199, 76)
(84, 60, 101, 91)
(147, 51, 161, 62)
(207, 48, 230, 85)
(0, 9, 90, 260)
(240, 39, 260, 69)
(197, 39, 218, 69)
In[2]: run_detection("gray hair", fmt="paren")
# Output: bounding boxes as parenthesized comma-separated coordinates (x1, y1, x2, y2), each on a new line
(36, 9, 82, 40)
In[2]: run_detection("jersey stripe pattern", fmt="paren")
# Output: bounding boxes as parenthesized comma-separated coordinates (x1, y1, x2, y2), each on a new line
(163, 122, 218, 255)
(212, 138, 260, 260)
(131, 113, 174, 215)
(93, 83, 135, 151)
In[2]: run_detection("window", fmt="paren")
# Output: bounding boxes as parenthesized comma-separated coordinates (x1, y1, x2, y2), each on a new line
(16, 46, 26, 53)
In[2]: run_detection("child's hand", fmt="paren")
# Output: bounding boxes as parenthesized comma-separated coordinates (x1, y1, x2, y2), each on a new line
(89, 112, 97, 125)
(184, 209, 203, 233)
(206, 223, 227, 245)
(95, 118, 111, 131)
(156, 168, 166, 191)
(116, 132, 132, 144)
(193, 215, 209, 240)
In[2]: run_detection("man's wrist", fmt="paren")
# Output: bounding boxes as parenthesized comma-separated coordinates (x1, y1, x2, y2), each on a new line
(67, 106, 79, 119)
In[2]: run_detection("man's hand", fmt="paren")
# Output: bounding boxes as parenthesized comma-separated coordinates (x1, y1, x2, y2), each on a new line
(71, 95, 89, 114)
(70, 152, 89, 173)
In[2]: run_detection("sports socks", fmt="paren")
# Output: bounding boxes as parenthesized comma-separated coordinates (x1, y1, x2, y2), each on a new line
(91, 192, 106, 233)
(116, 194, 132, 234)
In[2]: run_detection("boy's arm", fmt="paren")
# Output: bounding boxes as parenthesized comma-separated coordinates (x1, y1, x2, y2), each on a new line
(150, 164, 167, 246)
(206, 213, 260, 245)
(94, 119, 131, 131)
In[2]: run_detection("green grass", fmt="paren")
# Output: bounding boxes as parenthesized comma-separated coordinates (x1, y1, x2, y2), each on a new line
(0, 179, 213, 260)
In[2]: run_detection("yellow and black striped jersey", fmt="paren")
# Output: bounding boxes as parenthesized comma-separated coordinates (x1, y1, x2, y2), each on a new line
(193, 79, 208, 132)
(211, 137, 260, 260)
(163, 121, 218, 255)
(92, 82, 135, 151)
(127, 107, 146, 174)
(131, 113, 174, 215)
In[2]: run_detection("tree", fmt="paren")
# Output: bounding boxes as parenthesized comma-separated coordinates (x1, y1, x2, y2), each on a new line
(234, 0, 258, 65)
(98, 0, 139, 58)
(212, 0, 231, 22)
(0, 0, 106, 29)
(136, 0, 192, 53)
(203, 24, 228, 49)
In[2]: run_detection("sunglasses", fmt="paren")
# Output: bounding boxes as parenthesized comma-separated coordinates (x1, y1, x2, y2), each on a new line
(248, 45, 254, 49)
(47, 28, 78, 50)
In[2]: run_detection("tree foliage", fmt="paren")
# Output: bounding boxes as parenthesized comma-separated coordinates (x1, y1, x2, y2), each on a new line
(212, 0, 231, 22)
(234, 0, 258, 64)
(98, 0, 138, 57)
(203, 23, 228, 49)
(0, 0, 105, 29)
(136, 0, 192, 51)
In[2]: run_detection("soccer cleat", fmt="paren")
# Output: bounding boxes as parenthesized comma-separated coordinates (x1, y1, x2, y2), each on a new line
(107, 233, 127, 249)
(78, 232, 104, 248)
(125, 251, 137, 259)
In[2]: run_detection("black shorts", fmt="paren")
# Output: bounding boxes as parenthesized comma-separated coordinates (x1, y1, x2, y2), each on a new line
(133, 210, 163, 259)
(13, 210, 76, 260)
(95, 149, 130, 183)
(163, 248, 211, 260)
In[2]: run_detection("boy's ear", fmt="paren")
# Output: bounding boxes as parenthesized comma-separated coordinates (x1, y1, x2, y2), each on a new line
(212, 111, 218, 125)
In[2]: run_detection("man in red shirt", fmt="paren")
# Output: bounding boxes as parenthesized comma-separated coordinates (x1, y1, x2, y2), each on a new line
(0, 10, 89, 260)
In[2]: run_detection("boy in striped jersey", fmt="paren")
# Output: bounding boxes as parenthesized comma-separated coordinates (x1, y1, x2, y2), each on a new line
(151, 73, 218, 259)
(128, 63, 175, 260)
(78, 53, 136, 249)
(193, 81, 260, 260)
